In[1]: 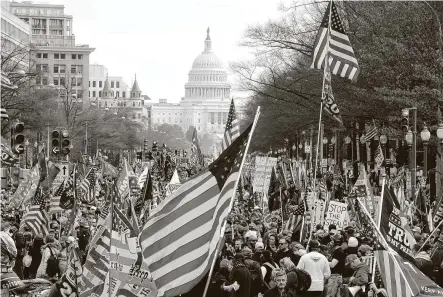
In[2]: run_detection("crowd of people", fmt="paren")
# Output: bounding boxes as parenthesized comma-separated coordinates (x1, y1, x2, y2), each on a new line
(1, 157, 443, 297)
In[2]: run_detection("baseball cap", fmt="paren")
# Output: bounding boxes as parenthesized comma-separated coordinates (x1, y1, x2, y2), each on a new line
(348, 237, 358, 248)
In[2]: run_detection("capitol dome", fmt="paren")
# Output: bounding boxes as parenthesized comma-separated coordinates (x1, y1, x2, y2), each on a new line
(191, 28, 224, 70)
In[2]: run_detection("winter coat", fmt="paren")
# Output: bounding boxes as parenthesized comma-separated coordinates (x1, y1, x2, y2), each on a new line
(263, 286, 296, 297)
(415, 251, 435, 280)
(230, 260, 252, 297)
(36, 243, 60, 278)
(285, 269, 298, 293)
(349, 263, 370, 287)
(208, 267, 231, 297)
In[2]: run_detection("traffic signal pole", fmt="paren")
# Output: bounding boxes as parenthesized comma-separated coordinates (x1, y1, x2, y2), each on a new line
(412, 107, 417, 200)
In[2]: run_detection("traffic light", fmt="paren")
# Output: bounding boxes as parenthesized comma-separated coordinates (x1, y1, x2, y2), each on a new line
(152, 141, 158, 152)
(401, 108, 409, 133)
(52, 129, 60, 155)
(11, 122, 25, 155)
(147, 151, 153, 160)
(143, 139, 149, 151)
(61, 129, 71, 155)
(136, 151, 142, 160)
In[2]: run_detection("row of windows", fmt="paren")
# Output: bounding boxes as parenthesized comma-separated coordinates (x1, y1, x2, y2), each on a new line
(189, 75, 225, 82)
(89, 80, 120, 88)
(89, 91, 126, 98)
(12, 8, 65, 17)
(36, 53, 83, 60)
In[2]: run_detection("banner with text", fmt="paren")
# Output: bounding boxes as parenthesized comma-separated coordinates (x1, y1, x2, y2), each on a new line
(324, 201, 348, 230)
(252, 156, 277, 194)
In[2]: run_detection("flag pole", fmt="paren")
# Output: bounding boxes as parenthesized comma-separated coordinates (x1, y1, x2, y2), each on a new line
(372, 174, 386, 282)
(202, 106, 261, 297)
(313, 0, 333, 202)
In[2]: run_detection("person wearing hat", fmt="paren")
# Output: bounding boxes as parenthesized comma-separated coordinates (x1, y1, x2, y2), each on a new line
(77, 220, 91, 257)
(297, 240, 331, 296)
(346, 237, 359, 255)
(343, 254, 370, 297)
(326, 234, 346, 297)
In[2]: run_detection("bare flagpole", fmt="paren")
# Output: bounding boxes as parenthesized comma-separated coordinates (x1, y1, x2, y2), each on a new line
(309, 0, 333, 246)
(202, 106, 261, 297)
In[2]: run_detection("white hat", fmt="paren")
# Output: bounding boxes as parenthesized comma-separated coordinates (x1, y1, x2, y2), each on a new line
(348, 237, 358, 248)
(255, 242, 264, 249)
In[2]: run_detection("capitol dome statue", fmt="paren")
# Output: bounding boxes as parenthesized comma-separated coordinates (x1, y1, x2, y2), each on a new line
(184, 28, 231, 101)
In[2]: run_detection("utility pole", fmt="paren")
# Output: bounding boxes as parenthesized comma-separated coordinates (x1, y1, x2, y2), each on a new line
(412, 108, 417, 199)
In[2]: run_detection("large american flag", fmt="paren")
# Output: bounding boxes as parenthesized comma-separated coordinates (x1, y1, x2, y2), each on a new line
(138, 123, 252, 297)
(284, 201, 305, 233)
(311, 1, 360, 81)
(222, 98, 240, 151)
(20, 187, 49, 236)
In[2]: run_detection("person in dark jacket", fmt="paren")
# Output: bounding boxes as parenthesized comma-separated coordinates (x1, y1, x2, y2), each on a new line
(344, 254, 370, 297)
(26, 235, 44, 279)
(10, 224, 25, 279)
(208, 259, 233, 297)
(230, 254, 251, 297)
(415, 244, 435, 280)
(261, 250, 279, 288)
(263, 268, 296, 297)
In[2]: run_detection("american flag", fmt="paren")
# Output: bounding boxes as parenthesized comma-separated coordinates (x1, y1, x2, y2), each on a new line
(222, 98, 240, 151)
(361, 256, 375, 273)
(374, 143, 384, 169)
(190, 127, 204, 167)
(311, 1, 360, 81)
(20, 187, 49, 236)
(1, 107, 8, 120)
(365, 121, 378, 141)
(49, 195, 63, 215)
(284, 201, 305, 233)
(79, 167, 96, 204)
(139, 123, 252, 297)
(374, 250, 412, 297)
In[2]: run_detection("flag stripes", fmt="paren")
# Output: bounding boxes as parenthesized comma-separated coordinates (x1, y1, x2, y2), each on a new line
(361, 256, 375, 274)
(20, 189, 49, 236)
(365, 122, 378, 141)
(375, 250, 412, 297)
(222, 98, 240, 151)
(49, 195, 63, 214)
(139, 125, 250, 297)
(311, 1, 360, 81)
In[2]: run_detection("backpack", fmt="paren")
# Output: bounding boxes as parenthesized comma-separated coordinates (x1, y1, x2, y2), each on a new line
(46, 247, 60, 277)
(294, 268, 311, 293)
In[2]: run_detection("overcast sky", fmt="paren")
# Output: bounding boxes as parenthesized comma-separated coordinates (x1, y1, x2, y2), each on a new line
(44, 0, 285, 103)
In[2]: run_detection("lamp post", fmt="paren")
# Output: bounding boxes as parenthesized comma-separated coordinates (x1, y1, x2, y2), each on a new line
(421, 124, 431, 180)
(292, 144, 296, 159)
(24, 139, 29, 169)
(345, 136, 351, 161)
(437, 123, 443, 207)
(322, 137, 328, 159)
(360, 134, 366, 164)
(331, 136, 336, 164)
(405, 128, 414, 197)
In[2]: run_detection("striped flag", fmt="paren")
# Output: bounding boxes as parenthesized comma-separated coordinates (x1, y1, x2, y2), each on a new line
(375, 250, 412, 297)
(20, 188, 49, 236)
(222, 98, 240, 151)
(138, 123, 253, 297)
(49, 195, 63, 215)
(51, 248, 83, 297)
(79, 167, 96, 204)
(138, 166, 149, 189)
(365, 121, 378, 141)
(1, 107, 8, 120)
(190, 127, 204, 168)
(374, 143, 384, 169)
(284, 201, 305, 233)
(311, 1, 360, 81)
(361, 255, 375, 273)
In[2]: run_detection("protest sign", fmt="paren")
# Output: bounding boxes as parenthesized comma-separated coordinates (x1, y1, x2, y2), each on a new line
(324, 201, 348, 230)
(252, 156, 277, 194)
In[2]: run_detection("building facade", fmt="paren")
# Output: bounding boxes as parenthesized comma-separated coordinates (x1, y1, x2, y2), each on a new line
(9, 1, 94, 103)
(1, 1, 31, 70)
(151, 28, 231, 137)
(95, 75, 152, 126)
(89, 64, 130, 100)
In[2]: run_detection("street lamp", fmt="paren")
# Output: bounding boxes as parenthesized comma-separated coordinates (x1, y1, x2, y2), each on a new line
(421, 124, 431, 179)
(24, 139, 29, 169)
(405, 128, 414, 188)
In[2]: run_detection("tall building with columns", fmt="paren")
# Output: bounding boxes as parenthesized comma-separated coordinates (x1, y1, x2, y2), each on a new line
(151, 28, 232, 138)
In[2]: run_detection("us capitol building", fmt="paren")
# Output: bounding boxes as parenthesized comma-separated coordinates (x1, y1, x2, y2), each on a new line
(150, 28, 232, 137)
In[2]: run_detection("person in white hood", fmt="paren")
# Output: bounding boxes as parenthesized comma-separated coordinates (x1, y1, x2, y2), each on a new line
(297, 240, 331, 297)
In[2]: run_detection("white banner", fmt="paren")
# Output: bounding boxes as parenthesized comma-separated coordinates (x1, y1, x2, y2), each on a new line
(312, 199, 325, 228)
(324, 201, 348, 230)
(252, 156, 277, 194)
